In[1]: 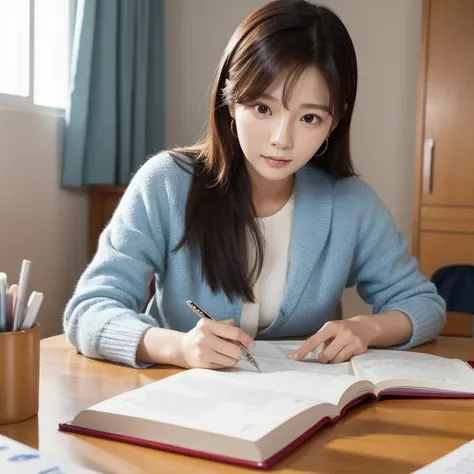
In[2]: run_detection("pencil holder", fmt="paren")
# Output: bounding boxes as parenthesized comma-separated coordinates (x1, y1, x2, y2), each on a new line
(0, 323, 40, 424)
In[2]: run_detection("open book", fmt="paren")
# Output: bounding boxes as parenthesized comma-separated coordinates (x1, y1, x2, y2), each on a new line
(59, 341, 474, 469)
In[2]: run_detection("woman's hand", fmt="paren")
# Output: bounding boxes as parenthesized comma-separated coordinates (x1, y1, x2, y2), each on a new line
(180, 318, 255, 369)
(287, 316, 381, 364)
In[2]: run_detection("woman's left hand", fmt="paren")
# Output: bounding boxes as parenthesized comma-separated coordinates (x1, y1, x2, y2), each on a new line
(287, 316, 381, 364)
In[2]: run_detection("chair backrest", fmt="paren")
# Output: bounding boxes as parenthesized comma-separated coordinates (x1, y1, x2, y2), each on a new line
(431, 265, 474, 313)
(431, 264, 474, 337)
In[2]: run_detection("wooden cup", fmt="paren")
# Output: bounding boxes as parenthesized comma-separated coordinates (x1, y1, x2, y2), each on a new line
(0, 323, 40, 424)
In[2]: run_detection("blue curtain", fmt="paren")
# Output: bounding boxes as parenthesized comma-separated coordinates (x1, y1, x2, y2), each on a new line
(62, 0, 165, 187)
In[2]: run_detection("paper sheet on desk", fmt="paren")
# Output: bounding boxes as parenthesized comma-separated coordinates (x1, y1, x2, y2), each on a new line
(236, 341, 354, 375)
(252, 340, 324, 360)
(0, 434, 101, 473)
(251, 340, 353, 375)
(412, 439, 474, 473)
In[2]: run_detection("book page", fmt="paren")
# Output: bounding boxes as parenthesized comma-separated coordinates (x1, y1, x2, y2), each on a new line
(215, 355, 370, 409)
(85, 369, 334, 442)
(412, 439, 474, 473)
(207, 340, 369, 407)
(352, 350, 474, 392)
(355, 349, 458, 363)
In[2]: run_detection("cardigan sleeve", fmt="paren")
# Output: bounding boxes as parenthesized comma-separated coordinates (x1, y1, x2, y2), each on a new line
(346, 180, 446, 349)
(62, 154, 175, 367)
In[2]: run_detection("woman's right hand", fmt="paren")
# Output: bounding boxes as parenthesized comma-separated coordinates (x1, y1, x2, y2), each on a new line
(180, 318, 255, 369)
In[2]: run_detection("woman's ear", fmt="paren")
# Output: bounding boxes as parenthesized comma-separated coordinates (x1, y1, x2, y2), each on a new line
(228, 106, 235, 119)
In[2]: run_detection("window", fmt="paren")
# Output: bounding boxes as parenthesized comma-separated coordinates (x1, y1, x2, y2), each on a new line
(0, 0, 74, 112)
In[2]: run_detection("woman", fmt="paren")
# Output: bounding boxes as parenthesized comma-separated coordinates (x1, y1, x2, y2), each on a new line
(63, 0, 445, 369)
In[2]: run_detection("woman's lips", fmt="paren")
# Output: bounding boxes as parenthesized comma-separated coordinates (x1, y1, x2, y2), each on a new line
(262, 155, 291, 168)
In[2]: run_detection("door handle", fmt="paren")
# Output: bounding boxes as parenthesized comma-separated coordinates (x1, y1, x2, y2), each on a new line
(423, 138, 434, 194)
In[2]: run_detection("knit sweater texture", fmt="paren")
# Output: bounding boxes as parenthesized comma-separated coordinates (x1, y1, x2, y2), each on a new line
(63, 152, 446, 367)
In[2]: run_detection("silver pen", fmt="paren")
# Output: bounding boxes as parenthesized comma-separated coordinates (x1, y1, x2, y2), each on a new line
(13, 260, 31, 331)
(186, 300, 261, 372)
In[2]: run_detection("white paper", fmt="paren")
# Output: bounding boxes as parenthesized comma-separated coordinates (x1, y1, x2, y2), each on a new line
(251, 340, 323, 360)
(0, 434, 100, 473)
(412, 439, 474, 473)
(251, 340, 353, 375)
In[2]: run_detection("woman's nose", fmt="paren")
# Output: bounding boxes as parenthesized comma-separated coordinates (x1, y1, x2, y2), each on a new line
(270, 118, 293, 150)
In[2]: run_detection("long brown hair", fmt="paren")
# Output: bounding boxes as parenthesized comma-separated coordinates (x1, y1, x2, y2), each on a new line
(171, 0, 358, 302)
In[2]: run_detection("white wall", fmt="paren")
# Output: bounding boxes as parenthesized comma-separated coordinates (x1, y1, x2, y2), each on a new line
(164, 0, 267, 148)
(164, 0, 422, 318)
(322, 0, 422, 316)
(0, 109, 88, 337)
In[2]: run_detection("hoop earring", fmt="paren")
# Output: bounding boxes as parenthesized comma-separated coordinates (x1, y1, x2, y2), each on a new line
(316, 137, 329, 156)
(230, 119, 238, 138)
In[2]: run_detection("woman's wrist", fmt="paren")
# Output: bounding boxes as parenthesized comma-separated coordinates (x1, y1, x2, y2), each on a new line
(349, 311, 412, 347)
(137, 327, 188, 367)
(347, 314, 382, 346)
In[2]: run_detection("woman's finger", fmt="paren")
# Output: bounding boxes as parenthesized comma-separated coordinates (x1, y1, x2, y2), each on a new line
(208, 332, 242, 361)
(330, 341, 365, 364)
(208, 349, 240, 368)
(204, 319, 254, 348)
(318, 329, 353, 363)
(288, 322, 339, 361)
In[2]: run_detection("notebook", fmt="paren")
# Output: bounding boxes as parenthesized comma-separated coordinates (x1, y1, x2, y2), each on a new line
(0, 434, 100, 473)
(59, 341, 474, 470)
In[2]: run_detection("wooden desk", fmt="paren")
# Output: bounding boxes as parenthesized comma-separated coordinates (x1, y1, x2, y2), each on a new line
(1, 335, 474, 474)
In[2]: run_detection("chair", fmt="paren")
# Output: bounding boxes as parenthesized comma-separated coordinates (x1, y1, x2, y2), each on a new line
(431, 265, 474, 337)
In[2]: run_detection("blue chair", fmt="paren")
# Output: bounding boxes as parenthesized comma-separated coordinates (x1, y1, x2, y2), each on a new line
(431, 264, 474, 337)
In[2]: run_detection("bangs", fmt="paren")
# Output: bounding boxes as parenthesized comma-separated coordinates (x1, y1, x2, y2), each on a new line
(224, 30, 341, 116)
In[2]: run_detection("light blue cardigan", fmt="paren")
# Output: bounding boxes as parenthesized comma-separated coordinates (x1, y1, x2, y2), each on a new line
(63, 152, 445, 367)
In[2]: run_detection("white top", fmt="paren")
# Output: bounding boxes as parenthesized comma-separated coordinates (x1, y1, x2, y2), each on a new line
(240, 194, 295, 338)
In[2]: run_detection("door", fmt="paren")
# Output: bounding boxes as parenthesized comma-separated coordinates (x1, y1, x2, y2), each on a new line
(422, 0, 474, 206)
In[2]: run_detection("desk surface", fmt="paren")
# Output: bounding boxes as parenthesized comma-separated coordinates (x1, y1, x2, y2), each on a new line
(1, 335, 474, 474)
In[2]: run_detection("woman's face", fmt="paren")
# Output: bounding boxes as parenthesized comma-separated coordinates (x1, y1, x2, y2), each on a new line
(231, 66, 334, 185)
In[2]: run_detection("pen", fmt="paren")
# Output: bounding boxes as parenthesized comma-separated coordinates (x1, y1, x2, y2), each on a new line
(7, 284, 18, 332)
(20, 291, 43, 330)
(0, 273, 7, 332)
(13, 259, 31, 331)
(186, 300, 261, 372)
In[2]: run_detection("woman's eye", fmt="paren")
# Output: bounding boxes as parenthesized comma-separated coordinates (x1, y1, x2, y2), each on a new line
(254, 104, 270, 115)
(301, 114, 320, 124)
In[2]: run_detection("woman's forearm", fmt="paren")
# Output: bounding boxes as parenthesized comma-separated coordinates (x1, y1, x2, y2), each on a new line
(350, 310, 413, 347)
(137, 327, 188, 367)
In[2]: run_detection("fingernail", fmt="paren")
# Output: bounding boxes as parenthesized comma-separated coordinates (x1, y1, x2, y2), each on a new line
(287, 354, 296, 360)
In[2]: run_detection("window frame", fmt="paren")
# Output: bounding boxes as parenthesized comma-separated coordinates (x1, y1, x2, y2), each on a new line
(0, 0, 76, 117)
